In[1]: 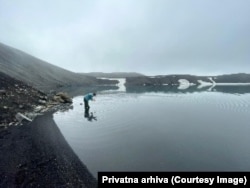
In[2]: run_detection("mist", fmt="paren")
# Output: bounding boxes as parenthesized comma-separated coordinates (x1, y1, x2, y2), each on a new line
(0, 0, 249, 76)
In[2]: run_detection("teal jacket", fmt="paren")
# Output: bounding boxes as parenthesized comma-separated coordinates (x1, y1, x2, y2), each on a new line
(84, 93, 94, 101)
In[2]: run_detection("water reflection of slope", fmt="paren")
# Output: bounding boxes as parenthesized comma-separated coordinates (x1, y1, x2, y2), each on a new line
(126, 85, 250, 94)
(98, 78, 126, 93)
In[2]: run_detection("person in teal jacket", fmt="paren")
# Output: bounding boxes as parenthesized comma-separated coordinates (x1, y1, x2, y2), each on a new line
(84, 92, 96, 110)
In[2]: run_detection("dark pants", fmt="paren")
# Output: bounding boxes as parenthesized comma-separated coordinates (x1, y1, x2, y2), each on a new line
(84, 99, 90, 110)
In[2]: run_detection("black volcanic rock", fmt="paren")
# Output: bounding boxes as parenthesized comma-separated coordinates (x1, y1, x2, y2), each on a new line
(0, 111, 97, 188)
(0, 72, 46, 126)
(0, 71, 77, 127)
(0, 65, 97, 188)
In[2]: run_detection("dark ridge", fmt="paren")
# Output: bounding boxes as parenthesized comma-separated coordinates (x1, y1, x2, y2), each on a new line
(125, 74, 250, 86)
(213, 73, 250, 83)
(0, 42, 115, 92)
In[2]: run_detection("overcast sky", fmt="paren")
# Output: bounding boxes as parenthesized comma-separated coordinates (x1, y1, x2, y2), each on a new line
(0, 0, 249, 76)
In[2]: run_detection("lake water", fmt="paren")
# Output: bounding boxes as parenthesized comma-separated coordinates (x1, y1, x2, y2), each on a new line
(54, 84, 250, 178)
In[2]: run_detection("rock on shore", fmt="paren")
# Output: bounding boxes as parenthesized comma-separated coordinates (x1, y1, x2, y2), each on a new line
(0, 72, 73, 128)
(0, 72, 97, 187)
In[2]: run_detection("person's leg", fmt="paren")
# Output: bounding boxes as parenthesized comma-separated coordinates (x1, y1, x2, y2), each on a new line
(84, 99, 89, 110)
(84, 108, 89, 118)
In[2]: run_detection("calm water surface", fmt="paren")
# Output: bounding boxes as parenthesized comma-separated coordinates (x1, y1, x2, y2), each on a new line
(54, 86, 250, 178)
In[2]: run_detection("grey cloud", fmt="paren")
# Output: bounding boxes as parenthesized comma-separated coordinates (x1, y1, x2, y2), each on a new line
(0, 0, 249, 75)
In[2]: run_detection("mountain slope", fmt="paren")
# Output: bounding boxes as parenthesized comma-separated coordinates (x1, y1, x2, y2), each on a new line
(0, 42, 111, 92)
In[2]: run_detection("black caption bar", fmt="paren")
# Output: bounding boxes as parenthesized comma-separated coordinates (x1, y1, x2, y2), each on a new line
(98, 172, 249, 188)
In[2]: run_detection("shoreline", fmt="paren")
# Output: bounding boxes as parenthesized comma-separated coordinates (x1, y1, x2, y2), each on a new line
(0, 111, 97, 187)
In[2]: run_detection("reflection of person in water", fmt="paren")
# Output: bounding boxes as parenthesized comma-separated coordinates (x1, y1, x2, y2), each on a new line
(84, 109, 97, 122)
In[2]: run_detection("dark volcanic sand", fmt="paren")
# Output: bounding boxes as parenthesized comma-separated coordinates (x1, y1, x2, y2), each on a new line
(0, 112, 97, 188)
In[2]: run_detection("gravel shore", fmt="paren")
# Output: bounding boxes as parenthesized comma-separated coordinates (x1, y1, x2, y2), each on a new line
(0, 112, 97, 188)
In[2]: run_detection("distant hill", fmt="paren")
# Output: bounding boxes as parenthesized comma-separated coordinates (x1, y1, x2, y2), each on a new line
(125, 73, 250, 86)
(125, 74, 209, 86)
(213, 73, 250, 83)
(0, 42, 116, 92)
(80, 72, 144, 78)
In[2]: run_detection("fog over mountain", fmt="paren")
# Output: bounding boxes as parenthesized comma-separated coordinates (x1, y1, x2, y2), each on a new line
(0, 0, 249, 75)
(0, 42, 116, 92)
